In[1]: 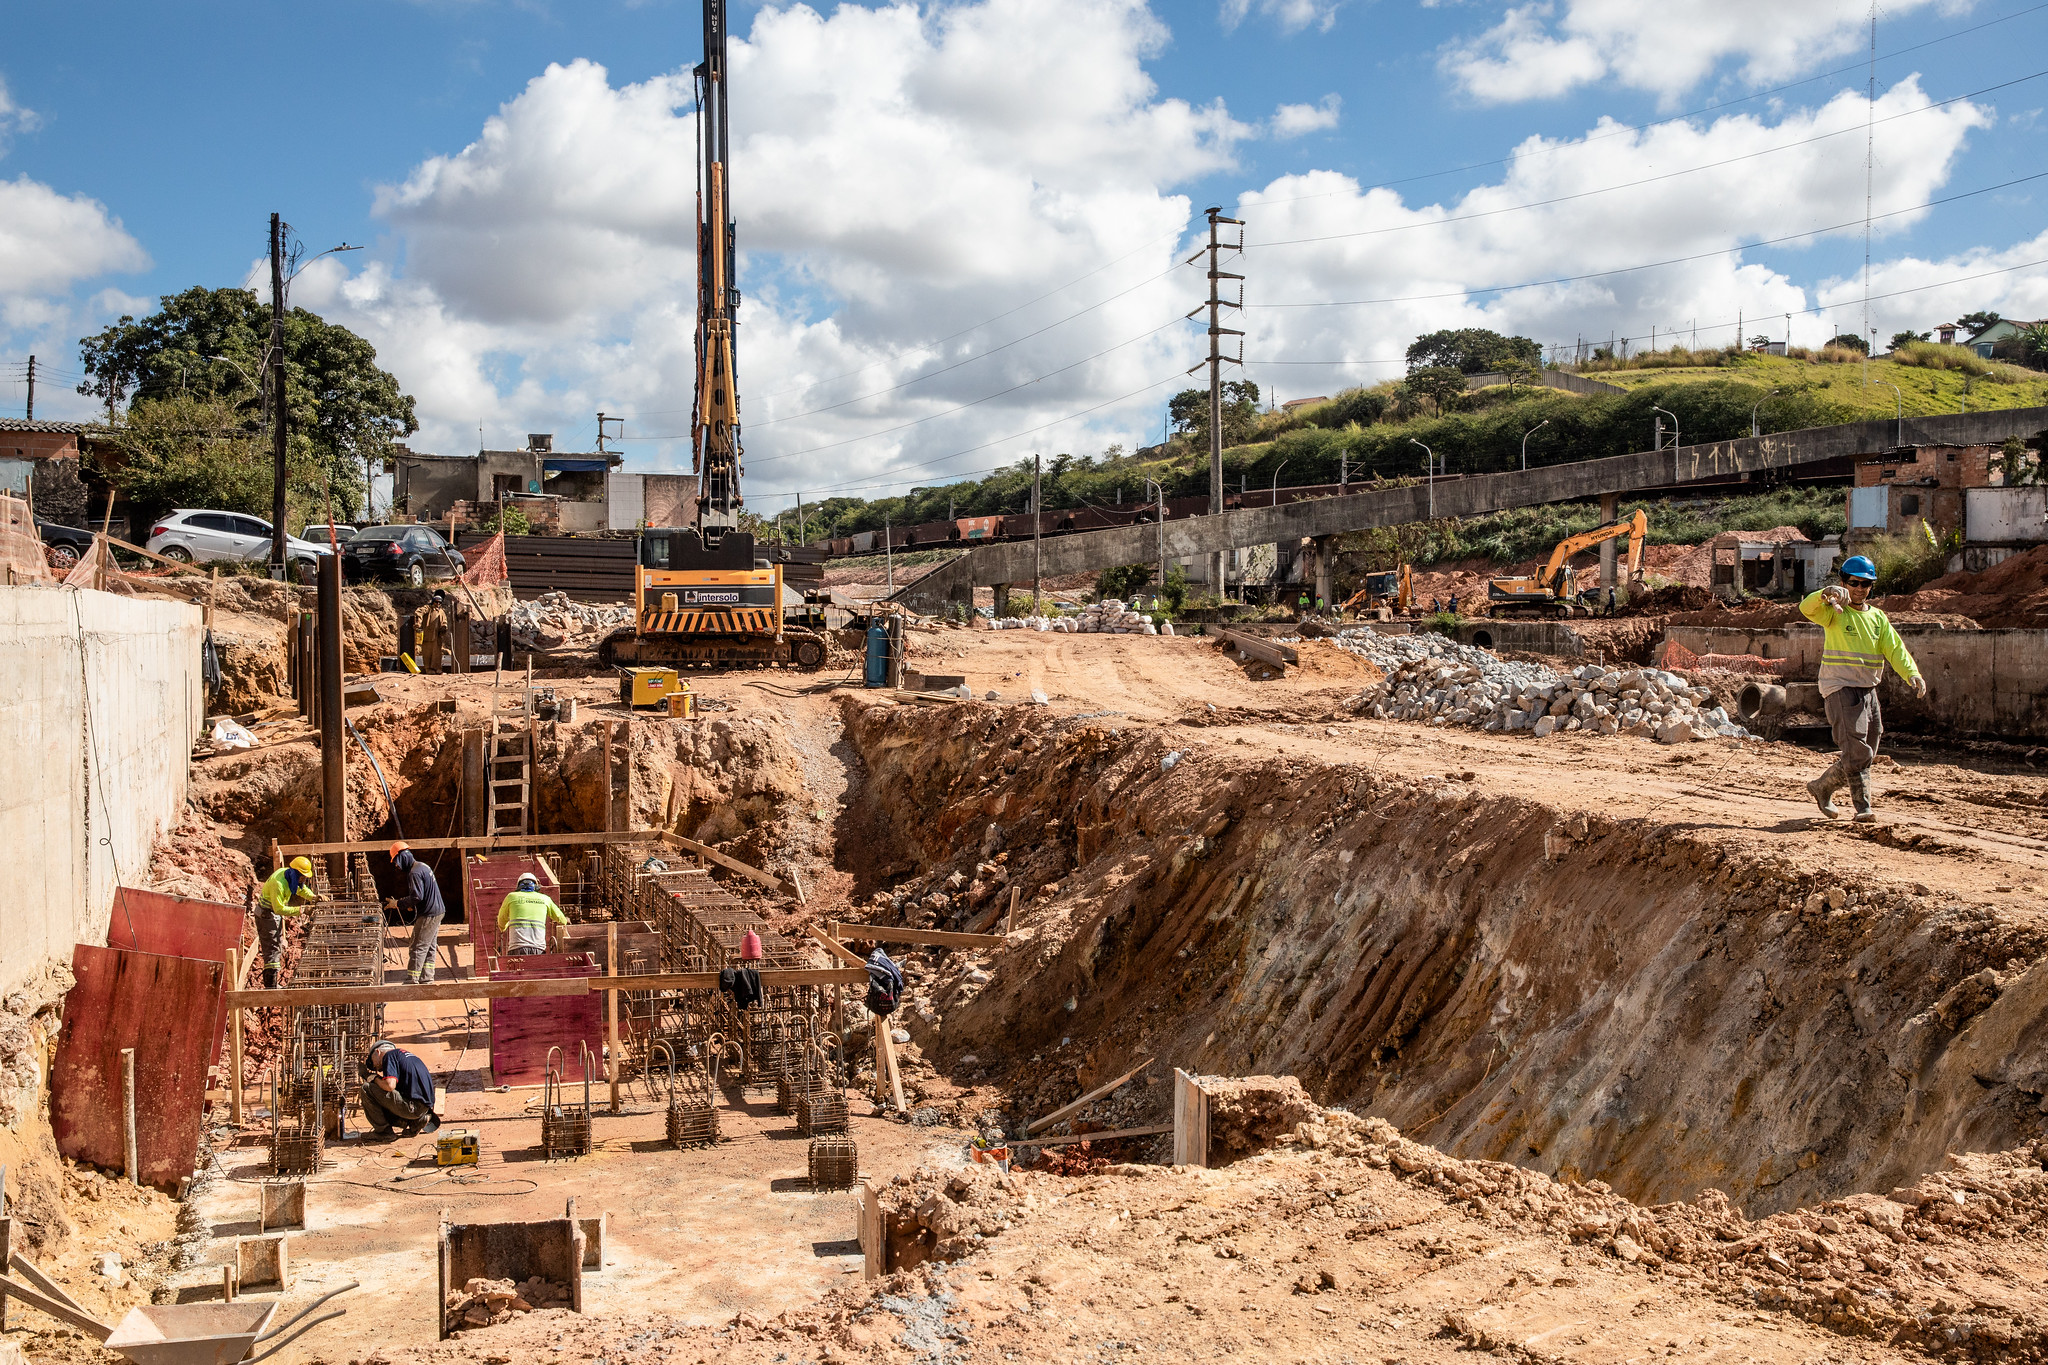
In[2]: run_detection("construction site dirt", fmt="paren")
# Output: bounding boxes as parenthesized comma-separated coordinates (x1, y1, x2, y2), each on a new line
(15, 615, 2047, 1365)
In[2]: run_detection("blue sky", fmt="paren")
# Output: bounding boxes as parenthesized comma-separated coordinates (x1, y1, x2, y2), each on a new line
(3, 1, 2044, 509)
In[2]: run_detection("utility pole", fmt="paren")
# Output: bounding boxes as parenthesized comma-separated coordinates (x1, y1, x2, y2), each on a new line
(268, 213, 289, 579)
(1031, 453, 1042, 615)
(24, 355, 33, 419)
(884, 519, 893, 596)
(1188, 206, 1243, 600)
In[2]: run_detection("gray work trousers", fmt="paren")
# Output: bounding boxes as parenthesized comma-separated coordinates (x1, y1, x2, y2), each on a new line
(361, 1082, 435, 1132)
(407, 912, 445, 981)
(256, 906, 289, 969)
(1824, 685, 1883, 776)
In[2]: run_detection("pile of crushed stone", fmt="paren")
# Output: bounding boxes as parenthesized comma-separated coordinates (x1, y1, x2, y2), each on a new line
(1335, 630, 1750, 742)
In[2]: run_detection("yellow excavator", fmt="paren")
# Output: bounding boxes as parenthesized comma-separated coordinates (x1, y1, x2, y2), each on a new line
(1339, 564, 1413, 616)
(1487, 508, 1648, 616)
(600, 0, 825, 672)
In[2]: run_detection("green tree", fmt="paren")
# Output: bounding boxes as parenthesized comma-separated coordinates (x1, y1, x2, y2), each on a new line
(1096, 563, 1155, 600)
(78, 286, 418, 519)
(1405, 328, 1541, 375)
(1955, 310, 2002, 336)
(100, 393, 327, 528)
(1403, 365, 1467, 415)
(1889, 330, 1931, 351)
(1168, 380, 1261, 444)
(1826, 333, 1870, 353)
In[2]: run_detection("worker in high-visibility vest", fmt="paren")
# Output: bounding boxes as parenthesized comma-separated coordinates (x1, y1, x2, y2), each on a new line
(255, 856, 320, 989)
(497, 873, 567, 956)
(1800, 554, 1926, 822)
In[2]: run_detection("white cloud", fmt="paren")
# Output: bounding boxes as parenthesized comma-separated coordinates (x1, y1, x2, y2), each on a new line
(1234, 75, 1991, 389)
(0, 176, 149, 300)
(317, 0, 1250, 499)
(0, 77, 41, 152)
(1443, 0, 1950, 106)
(1220, 0, 1344, 34)
(1815, 230, 2048, 342)
(1271, 94, 1341, 138)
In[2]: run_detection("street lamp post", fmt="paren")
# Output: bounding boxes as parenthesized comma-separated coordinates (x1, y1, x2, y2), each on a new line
(1410, 438, 1436, 518)
(1269, 459, 1289, 502)
(1750, 388, 1780, 438)
(1651, 407, 1679, 452)
(1520, 419, 1549, 472)
(1143, 478, 1166, 597)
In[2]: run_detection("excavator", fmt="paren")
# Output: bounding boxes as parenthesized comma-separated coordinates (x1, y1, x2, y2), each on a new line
(1487, 508, 1648, 616)
(600, 0, 827, 672)
(1338, 563, 1413, 616)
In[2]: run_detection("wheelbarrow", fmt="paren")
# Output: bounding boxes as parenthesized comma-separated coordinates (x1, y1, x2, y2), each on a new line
(104, 1282, 356, 1365)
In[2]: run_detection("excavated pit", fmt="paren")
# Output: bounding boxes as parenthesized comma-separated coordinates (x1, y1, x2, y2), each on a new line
(833, 694, 2048, 1217)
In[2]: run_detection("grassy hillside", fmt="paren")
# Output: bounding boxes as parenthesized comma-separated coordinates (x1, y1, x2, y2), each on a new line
(1589, 350, 2048, 419)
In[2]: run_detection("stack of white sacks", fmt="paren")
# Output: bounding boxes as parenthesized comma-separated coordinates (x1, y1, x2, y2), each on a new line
(1333, 628, 1749, 743)
(1074, 599, 1160, 634)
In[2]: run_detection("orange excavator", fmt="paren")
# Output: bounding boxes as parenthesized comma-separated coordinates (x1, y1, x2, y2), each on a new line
(1487, 508, 1647, 615)
(1339, 564, 1413, 616)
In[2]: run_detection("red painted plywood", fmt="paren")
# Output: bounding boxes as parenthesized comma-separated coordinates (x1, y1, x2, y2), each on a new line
(51, 945, 224, 1188)
(105, 887, 246, 1069)
(488, 955, 601, 1087)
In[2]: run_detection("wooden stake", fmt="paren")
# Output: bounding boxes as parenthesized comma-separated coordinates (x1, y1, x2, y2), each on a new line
(874, 1019, 906, 1114)
(121, 1050, 137, 1185)
(1026, 1057, 1153, 1135)
(1006, 884, 1020, 934)
(228, 948, 245, 1126)
(606, 923, 621, 1115)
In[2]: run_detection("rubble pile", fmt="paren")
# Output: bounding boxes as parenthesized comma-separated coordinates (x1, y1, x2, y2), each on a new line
(505, 591, 632, 650)
(1336, 629, 1749, 743)
(445, 1275, 571, 1330)
(877, 1164, 1017, 1272)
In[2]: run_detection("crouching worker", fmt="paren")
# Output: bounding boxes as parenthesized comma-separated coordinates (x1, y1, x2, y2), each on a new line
(1800, 554, 1925, 822)
(255, 856, 320, 990)
(361, 1039, 440, 1138)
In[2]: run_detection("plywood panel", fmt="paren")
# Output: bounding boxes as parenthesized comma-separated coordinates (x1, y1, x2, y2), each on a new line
(488, 956, 602, 1087)
(105, 887, 244, 1069)
(51, 945, 223, 1187)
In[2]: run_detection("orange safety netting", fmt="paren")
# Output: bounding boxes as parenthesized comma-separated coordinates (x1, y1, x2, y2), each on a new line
(0, 493, 53, 583)
(461, 531, 509, 588)
(62, 535, 112, 589)
(1663, 639, 1790, 675)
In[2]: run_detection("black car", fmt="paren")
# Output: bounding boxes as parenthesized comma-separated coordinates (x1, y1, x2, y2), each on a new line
(341, 525, 465, 586)
(37, 519, 96, 571)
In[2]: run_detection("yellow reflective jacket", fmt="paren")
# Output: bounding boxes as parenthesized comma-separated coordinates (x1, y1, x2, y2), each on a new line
(1800, 591, 1920, 695)
(258, 867, 318, 918)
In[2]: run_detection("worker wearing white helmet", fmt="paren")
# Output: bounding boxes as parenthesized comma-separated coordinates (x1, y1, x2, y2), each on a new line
(497, 872, 567, 956)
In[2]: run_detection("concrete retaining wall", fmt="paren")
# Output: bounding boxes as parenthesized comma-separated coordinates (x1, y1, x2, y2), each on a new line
(0, 587, 206, 997)
(1666, 622, 2048, 738)
(1455, 620, 1586, 657)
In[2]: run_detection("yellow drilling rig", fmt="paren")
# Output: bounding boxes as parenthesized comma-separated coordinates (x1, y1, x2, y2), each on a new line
(601, 0, 826, 672)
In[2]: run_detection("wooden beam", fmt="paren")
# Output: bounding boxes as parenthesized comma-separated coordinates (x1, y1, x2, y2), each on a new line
(828, 922, 1006, 950)
(226, 978, 588, 1008)
(1008, 1123, 1173, 1150)
(1026, 1057, 1154, 1135)
(582, 967, 866, 992)
(0, 1275, 110, 1340)
(1173, 1068, 1209, 1169)
(605, 924, 621, 1115)
(103, 533, 204, 576)
(658, 831, 798, 897)
(875, 1022, 906, 1113)
(275, 829, 662, 858)
(1006, 884, 1020, 934)
(1212, 628, 1297, 668)
(807, 924, 865, 967)
(227, 948, 244, 1127)
(859, 1180, 885, 1281)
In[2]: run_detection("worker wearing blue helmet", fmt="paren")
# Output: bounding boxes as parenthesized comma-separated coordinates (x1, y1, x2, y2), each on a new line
(1799, 554, 1925, 821)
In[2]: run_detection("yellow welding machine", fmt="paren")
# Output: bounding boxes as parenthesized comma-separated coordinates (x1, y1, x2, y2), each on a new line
(619, 666, 683, 708)
(435, 1129, 481, 1166)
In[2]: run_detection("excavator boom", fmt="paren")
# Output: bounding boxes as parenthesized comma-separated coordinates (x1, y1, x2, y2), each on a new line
(1487, 508, 1647, 614)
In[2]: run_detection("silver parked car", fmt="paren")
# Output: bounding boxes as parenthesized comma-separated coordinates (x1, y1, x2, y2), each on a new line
(145, 509, 333, 575)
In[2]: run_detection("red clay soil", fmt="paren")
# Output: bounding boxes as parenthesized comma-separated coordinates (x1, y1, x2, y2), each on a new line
(1897, 544, 2048, 628)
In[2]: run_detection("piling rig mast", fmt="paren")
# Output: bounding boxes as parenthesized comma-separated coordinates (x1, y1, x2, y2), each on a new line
(597, 0, 826, 671)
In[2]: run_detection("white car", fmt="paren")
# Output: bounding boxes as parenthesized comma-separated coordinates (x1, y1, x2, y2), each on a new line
(146, 509, 333, 575)
(302, 522, 357, 544)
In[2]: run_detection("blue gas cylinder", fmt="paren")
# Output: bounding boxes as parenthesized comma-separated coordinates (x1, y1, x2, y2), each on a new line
(864, 621, 890, 687)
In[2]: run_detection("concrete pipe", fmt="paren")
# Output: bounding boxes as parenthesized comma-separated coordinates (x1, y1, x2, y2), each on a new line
(1735, 680, 1823, 726)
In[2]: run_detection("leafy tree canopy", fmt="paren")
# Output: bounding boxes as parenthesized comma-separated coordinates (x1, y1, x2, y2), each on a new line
(1890, 330, 1931, 351)
(1403, 365, 1468, 415)
(1955, 311, 2002, 336)
(1168, 379, 1261, 445)
(1405, 327, 1541, 376)
(78, 286, 418, 519)
(1827, 333, 1870, 353)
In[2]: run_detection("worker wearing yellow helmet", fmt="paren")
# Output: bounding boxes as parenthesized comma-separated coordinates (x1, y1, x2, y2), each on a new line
(255, 855, 322, 989)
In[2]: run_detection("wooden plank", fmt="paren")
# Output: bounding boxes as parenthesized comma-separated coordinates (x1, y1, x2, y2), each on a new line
(0, 1275, 111, 1339)
(227, 949, 244, 1127)
(657, 832, 799, 897)
(828, 922, 1006, 950)
(227, 978, 589, 1008)
(582, 967, 866, 992)
(1212, 627, 1297, 668)
(606, 925, 620, 1114)
(1006, 884, 1020, 934)
(1009, 1123, 1173, 1150)
(859, 1180, 884, 1281)
(51, 947, 223, 1189)
(1172, 1069, 1208, 1169)
(806, 924, 865, 967)
(875, 1018, 906, 1113)
(275, 829, 659, 858)
(1027, 1058, 1154, 1135)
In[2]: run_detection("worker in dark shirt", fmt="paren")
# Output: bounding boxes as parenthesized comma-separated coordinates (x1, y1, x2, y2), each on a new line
(360, 1039, 440, 1137)
(387, 842, 447, 984)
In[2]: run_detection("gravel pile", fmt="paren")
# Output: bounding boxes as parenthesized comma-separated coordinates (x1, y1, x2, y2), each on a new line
(1333, 627, 1750, 743)
(505, 590, 632, 649)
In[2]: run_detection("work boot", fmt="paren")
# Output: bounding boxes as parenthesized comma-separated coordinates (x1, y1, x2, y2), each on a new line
(1849, 770, 1876, 823)
(263, 966, 279, 990)
(1805, 763, 1846, 819)
(406, 970, 421, 985)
